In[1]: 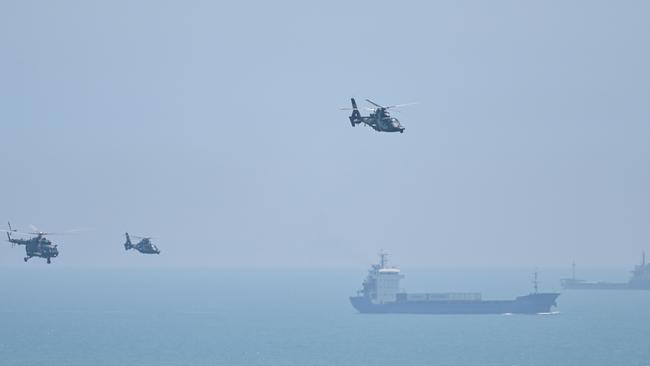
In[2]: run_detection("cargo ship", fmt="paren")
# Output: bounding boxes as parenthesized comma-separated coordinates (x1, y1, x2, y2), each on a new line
(350, 252, 559, 315)
(560, 252, 650, 290)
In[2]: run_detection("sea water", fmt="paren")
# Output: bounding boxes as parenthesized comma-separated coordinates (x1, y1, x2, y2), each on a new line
(1, 268, 649, 366)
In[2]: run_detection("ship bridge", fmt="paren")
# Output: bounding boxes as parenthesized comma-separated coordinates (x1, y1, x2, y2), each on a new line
(373, 256, 403, 304)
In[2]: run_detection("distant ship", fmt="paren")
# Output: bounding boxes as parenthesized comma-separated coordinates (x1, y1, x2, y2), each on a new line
(349, 252, 559, 315)
(560, 252, 650, 290)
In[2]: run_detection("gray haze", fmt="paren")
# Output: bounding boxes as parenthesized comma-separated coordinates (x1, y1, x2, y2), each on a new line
(1, 0, 649, 269)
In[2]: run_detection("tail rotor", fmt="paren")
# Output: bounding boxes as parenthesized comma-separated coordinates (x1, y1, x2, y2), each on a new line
(6, 222, 16, 247)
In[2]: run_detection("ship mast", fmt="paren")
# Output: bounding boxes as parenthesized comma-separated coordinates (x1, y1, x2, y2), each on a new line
(572, 261, 576, 280)
(379, 250, 389, 269)
(533, 270, 539, 294)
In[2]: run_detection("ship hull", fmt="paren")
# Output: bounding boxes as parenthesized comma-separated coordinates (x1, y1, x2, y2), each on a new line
(350, 293, 559, 315)
(561, 282, 650, 290)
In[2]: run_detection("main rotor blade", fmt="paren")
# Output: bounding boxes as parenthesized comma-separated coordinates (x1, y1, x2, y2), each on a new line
(0, 229, 32, 236)
(365, 99, 384, 108)
(1, 224, 89, 236)
(132, 235, 156, 240)
(385, 102, 419, 109)
(24, 228, 90, 236)
(60, 228, 91, 234)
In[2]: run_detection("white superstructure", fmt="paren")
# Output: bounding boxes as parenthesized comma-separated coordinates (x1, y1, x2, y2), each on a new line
(360, 252, 404, 304)
(376, 268, 403, 303)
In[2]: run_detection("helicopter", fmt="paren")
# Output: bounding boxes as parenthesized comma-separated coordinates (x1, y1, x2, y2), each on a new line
(341, 98, 416, 133)
(1, 222, 60, 263)
(124, 232, 160, 254)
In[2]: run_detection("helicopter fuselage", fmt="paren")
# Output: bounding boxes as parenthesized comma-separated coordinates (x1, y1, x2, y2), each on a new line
(8, 235, 59, 264)
(351, 114, 404, 133)
(124, 233, 160, 254)
(346, 99, 406, 133)
(133, 241, 160, 254)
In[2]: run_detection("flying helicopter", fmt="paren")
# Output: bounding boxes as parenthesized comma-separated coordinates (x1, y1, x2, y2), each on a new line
(341, 98, 417, 133)
(124, 232, 160, 254)
(1, 222, 60, 263)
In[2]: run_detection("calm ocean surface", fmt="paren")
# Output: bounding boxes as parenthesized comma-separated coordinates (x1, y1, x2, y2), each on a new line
(1, 268, 649, 366)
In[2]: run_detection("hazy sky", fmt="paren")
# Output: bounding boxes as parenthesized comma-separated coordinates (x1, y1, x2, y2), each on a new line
(1, 0, 649, 269)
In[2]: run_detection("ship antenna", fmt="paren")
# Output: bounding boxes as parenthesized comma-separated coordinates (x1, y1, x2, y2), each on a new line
(643, 251, 646, 266)
(533, 270, 539, 294)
